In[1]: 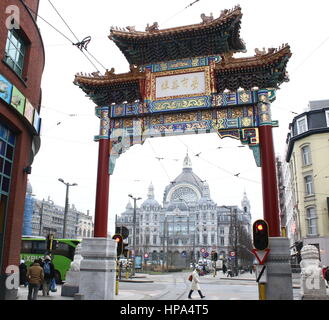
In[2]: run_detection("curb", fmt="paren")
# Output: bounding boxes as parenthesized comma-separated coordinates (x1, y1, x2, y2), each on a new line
(119, 279, 154, 283)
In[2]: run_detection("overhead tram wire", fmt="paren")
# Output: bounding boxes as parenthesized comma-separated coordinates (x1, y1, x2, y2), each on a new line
(47, 0, 107, 71)
(147, 140, 172, 182)
(174, 136, 261, 185)
(21, 0, 101, 71)
(161, 0, 201, 25)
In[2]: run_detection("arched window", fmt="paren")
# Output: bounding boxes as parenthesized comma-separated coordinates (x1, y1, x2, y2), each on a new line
(306, 207, 318, 235)
(301, 145, 312, 166)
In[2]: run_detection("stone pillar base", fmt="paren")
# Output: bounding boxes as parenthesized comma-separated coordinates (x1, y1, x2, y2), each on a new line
(265, 237, 293, 300)
(61, 271, 80, 297)
(302, 294, 329, 300)
(78, 238, 116, 300)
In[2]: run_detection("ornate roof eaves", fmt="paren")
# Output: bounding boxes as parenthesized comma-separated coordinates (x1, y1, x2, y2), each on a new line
(216, 44, 292, 71)
(108, 5, 243, 39)
(74, 66, 146, 86)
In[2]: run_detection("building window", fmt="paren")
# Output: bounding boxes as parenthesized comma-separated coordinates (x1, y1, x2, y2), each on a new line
(220, 227, 224, 235)
(301, 145, 312, 166)
(220, 237, 225, 246)
(203, 235, 207, 245)
(0, 124, 16, 268)
(326, 110, 329, 127)
(306, 207, 318, 236)
(296, 116, 308, 135)
(4, 29, 27, 77)
(304, 175, 314, 195)
(211, 234, 215, 244)
(153, 235, 157, 245)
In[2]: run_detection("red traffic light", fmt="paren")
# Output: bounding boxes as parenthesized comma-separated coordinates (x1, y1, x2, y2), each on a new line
(252, 219, 269, 250)
(112, 234, 123, 256)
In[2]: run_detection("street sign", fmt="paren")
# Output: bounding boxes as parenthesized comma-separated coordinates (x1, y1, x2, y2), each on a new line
(144, 253, 149, 259)
(255, 265, 267, 283)
(229, 251, 236, 257)
(200, 248, 206, 253)
(252, 249, 270, 265)
(202, 252, 209, 258)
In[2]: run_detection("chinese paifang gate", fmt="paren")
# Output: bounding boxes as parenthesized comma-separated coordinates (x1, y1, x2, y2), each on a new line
(73, 5, 292, 238)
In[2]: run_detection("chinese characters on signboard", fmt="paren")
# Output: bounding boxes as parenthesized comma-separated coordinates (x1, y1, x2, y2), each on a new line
(155, 71, 206, 99)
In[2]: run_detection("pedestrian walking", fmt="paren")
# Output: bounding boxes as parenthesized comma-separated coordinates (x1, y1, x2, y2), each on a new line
(19, 260, 28, 287)
(26, 260, 44, 300)
(227, 267, 233, 277)
(322, 266, 329, 287)
(188, 269, 206, 299)
(222, 263, 227, 275)
(42, 255, 55, 296)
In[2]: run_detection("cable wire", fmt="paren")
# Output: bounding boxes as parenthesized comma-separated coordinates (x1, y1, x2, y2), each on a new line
(47, 0, 107, 71)
(21, 0, 101, 71)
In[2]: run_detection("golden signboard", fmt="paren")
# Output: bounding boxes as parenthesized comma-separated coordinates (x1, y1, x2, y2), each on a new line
(150, 66, 211, 101)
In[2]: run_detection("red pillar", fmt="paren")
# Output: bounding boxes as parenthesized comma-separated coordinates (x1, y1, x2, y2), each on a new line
(94, 138, 110, 237)
(259, 125, 281, 237)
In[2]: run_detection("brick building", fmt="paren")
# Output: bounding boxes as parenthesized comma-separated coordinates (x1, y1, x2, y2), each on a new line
(0, 0, 44, 299)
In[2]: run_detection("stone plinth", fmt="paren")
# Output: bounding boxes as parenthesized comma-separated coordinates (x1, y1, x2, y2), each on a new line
(61, 243, 82, 297)
(265, 237, 293, 300)
(61, 271, 80, 297)
(300, 245, 328, 300)
(78, 238, 116, 300)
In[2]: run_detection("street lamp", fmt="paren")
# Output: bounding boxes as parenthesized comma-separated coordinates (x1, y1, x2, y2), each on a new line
(223, 205, 239, 276)
(179, 198, 195, 268)
(128, 194, 141, 275)
(58, 178, 78, 238)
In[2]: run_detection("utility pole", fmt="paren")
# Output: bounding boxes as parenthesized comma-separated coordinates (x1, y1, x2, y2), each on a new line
(58, 178, 78, 238)
(39, 199, 44, 236)
(128, 194, 141, 275)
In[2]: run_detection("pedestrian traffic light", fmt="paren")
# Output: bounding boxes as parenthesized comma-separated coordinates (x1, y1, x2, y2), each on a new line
(112, 234, 123, 257)
(252, 219, 269, 250)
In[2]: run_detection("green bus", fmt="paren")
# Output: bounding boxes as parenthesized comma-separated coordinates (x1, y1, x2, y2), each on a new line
(20, 236, 81, 283)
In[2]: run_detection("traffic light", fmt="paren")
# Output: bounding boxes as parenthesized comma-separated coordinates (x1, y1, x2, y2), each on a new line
(252, 219, 269, 250)
(112, 234, 123, 257)
(123, 242, 129, 258)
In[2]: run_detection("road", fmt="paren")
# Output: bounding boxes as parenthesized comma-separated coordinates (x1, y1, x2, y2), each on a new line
(117, 272, 259, 300)
(16, 271, 304, 300)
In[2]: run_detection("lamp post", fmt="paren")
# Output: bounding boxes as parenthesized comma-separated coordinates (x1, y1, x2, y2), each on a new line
(224, 205, 239, 276)
(39, 198, 44, 236)
(58, 179, 77, 238)
(128, 194, 141, 275)
(179, 198, 195, 268)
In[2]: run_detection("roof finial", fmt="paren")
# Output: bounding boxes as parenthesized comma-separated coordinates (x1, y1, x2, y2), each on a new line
(183, 151, 192, 169)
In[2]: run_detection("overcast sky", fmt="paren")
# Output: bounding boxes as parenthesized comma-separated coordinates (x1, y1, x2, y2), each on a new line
(28, 0, 329, 235)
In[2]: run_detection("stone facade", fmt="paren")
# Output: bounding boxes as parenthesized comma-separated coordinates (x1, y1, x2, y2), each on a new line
(116, 154, 252, 268)
(23, 185, 94, 239)
(283, 100, 329, 265)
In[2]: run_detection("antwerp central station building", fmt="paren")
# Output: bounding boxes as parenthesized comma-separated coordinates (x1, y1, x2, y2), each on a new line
(117, 154, 252, 269)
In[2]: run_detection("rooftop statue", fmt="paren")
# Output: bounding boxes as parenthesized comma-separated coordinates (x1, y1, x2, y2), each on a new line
(200, 13, 213, 23)
(145, 22, 159, 32)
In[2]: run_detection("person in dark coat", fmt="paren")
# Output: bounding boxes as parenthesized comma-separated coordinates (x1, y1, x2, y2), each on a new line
(222, 263, 227, 275)
(19, 260, 28, 287)
(42, 255, 55, 296)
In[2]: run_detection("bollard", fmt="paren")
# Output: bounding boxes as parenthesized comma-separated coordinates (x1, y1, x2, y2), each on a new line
(259, 283, 266, 300)
(115, 260, 119, 295)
